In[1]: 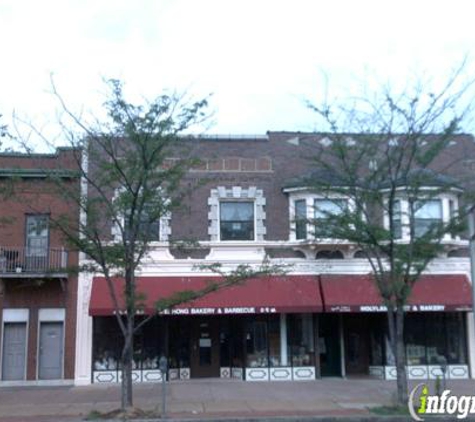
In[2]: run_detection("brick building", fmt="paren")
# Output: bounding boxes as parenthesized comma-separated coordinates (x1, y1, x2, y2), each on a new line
(72, 132, 475, 384)
(0, 149, 80, 385)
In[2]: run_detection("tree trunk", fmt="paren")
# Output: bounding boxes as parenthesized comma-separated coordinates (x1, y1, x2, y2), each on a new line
(395, 306, 408, 405)
(121, 319, 134, 410)
(387, 306, 408, 406)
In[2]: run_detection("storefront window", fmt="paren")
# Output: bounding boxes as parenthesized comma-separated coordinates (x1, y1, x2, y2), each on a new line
(405, 314, 427, 365)
(369, 318, 384, 366)
(446, 313, 467, 364)
(268, 316, 281, 367)
(93, 317, 122, 371)
(245, 318, 268, 367)
(168, 318, 190, 368)
(138, 318, 165, 369)
(230, 318, 245, 368)
(403, 313, 467, 366)
(287, 314, 315, 367)
(93, 316, 166, 371)
(220, 319, 231, 367)
(425, 314, 447, 365)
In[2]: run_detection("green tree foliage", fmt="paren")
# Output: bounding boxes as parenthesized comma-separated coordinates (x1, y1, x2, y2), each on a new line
(306, 71, 474, 405)
(38, 80, 283, 410)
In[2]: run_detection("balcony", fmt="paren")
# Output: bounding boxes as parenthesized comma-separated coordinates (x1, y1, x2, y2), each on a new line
(0, 247, 69, 278)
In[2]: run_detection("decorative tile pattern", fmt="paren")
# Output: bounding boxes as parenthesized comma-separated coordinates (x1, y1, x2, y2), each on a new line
(232, 368, 243, 380)
(270, 367, 292, 381)
(220, 367, 231, 378)
(168, 369, 179, 381)
(142, 370, 163, 382)
(245, 368, 269, 382)
(369, 366, 384, 379)
(384, 366, 397, 380)
(179, 368, 190, 380)
(427, 365, 445, 380)
(448, 365, 469, 379)
(408, 366, 428, 380)
(93, 371, 117, 383)
(292, 367, 315, 380)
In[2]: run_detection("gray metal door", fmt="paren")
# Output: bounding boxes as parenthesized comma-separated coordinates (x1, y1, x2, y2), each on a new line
(2, 323, 27, 380)
(39, 322, 63, 380)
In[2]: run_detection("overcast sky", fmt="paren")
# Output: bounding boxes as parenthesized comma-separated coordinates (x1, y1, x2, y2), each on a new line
(1, 0, 475, 146)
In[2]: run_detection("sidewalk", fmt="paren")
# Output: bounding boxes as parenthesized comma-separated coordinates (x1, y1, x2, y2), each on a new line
(0, 378, 473, 421)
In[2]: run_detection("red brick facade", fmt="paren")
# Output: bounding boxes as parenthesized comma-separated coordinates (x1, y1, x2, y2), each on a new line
(0, 149, 80, 383)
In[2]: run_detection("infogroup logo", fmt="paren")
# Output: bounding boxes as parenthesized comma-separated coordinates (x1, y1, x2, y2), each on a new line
(408, 383, 475, 420)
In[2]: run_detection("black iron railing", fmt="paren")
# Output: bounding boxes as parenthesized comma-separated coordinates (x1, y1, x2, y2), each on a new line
(0, 247, 68, 274)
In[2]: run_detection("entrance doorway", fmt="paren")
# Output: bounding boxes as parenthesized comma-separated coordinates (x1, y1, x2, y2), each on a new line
(190, 318, 220, 378)
(344, 314, 370, 375)
(319, 314, 341, 376)
(38, 322, 64, 379)
(2, 323, 27, 380)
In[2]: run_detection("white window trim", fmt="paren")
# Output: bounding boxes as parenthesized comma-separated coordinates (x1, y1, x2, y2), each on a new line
(208, 186, 266, 241)
(288, 192, 353, 241)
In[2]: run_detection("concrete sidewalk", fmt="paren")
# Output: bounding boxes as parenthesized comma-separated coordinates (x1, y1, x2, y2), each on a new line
(0, 378, 473, 421)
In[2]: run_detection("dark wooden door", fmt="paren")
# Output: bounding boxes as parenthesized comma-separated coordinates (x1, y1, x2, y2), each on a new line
(344, 315, 370, 375)
(319, 314, 341, 377)
(190, 318, 220, 378)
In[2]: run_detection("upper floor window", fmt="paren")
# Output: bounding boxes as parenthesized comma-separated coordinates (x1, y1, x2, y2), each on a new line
(413, 199, 442, 237)
(26, 215, 49, 257)
(124, 207, 161, 242)
(111, 189, 171, 243)
(385, 195, 457, 241)
(391, 200, 402, 239)
(208, 186, 266, 242)
(314, 199, 348, 238)
(219, 201, 254, 241)
(295, 199, 307, 240)
(314, 199, 347, 218)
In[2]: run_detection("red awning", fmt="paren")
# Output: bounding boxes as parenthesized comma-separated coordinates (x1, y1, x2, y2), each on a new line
(89, 275, 323, 316)
(320, 274, 473, 312)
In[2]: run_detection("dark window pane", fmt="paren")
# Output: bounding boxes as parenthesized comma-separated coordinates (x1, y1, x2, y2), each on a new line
(93, 317, 122, 370)
(295, 200, 307, 240)
(425, 314, 448, 364)
(245, 318, 268, 367)
(287, 314, 315, 367)
(124, 209, 160, 242)
(220, 202, 254, 241)
(268, 316, 281, 367)
(230, 319, 244, 368)
(26, 215, 49, 257)
(446, 313, 467, 364)
(391, 200, 402, 239)
(405, 314, 427, 365)
(168, 318, 190, 368)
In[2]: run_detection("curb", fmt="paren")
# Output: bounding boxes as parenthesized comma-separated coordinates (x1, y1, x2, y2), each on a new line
(95, 417, 415, 422)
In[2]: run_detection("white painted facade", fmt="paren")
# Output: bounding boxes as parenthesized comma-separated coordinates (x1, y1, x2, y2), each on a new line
(74, 246, 475, 385)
